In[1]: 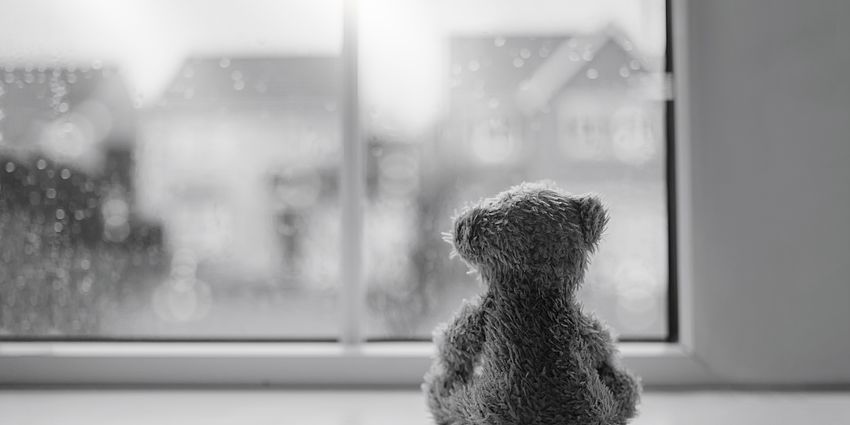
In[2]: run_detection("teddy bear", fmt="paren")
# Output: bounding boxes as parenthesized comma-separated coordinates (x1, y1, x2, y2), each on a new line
(422, 181, 641, 425)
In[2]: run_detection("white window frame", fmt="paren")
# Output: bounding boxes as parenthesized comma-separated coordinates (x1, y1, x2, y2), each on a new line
(0, 0, 719, 387)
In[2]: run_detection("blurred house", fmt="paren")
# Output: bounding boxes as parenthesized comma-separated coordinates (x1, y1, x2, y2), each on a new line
(442, 28, 664, 186)
(0, 66, 165, 335)
(139, 57, 341, 289)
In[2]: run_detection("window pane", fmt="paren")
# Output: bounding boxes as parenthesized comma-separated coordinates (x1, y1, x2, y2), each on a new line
(0, 0, 343, 338)
(360, 0, 669, 339)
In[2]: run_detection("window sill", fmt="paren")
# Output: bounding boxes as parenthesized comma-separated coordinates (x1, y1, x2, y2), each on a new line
(1, 389, 849, 425)
(0, 341, 714, 387)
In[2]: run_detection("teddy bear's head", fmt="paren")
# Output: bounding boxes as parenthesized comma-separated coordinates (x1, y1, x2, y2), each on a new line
(450, 181, 608, 287)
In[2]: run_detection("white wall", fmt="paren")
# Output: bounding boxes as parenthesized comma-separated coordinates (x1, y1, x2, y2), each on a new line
(685, 0, 850, 384)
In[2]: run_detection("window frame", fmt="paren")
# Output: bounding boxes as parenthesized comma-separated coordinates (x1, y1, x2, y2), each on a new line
(0, 0, 718, 387)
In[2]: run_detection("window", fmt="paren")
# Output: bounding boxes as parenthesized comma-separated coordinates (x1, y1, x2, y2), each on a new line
(0, 1, 671, 345)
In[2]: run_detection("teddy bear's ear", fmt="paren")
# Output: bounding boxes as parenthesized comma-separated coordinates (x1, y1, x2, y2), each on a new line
(575, 195, 608, 247)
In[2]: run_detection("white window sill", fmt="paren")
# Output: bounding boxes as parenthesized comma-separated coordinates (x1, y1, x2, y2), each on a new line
(0, 341, 712, 386)
(0, 389, 848, 425)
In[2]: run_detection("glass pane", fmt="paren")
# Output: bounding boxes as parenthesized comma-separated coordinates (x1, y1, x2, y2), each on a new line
(360, 0, 669, 339)
(0, 0, 343, 339)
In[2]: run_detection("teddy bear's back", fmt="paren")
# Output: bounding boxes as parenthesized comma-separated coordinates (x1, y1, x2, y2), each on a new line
(458, 290, 624, 424)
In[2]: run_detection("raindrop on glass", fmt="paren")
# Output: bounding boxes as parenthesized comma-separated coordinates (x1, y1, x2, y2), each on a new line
(233, 80, 245, 91)
(219, 58, 231, 68)
(586, 68, 599, 79)
(519, 48, 531, 59)
(230, 70, 243, 81)
(467, 60, 480, 72)
(5, 162, 14, 173)
(619, 67, 630, 78)
(55, 209, 65, 220)
(513, 58, 525, 68)
(46, 188, 56, 199)
(36, 159, 47, 170)
(493, 37, 506, 47)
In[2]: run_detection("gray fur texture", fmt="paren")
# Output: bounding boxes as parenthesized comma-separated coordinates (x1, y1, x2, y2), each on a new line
(423, 181, 641, 425)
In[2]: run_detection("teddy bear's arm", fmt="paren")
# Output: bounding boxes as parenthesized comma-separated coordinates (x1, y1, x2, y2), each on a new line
(580, 315, 617, 365)
(434, 297, 488, 382)
(597, 360, 641, 419)
(582, 316, 641, 419)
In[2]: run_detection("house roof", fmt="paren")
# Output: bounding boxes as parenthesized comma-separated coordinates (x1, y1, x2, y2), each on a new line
(160, 57, 340, 105)
(448, 27, 658, 115)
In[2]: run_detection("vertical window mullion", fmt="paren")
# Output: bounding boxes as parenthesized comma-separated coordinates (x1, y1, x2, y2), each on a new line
(340, 0, 364, 347)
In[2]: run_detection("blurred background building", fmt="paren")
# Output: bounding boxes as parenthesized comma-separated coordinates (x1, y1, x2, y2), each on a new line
(0, 0, 669, 340)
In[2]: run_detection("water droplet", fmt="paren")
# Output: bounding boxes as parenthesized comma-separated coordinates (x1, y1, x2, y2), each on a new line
(619, 67, 630, 78)
(58, 102, 69, 113)
(233, 80, 245, 91)
(519, 48, 531, 59)
(488, 98, 500, 109)
(539, 47, 550, 58)
(629, 59, 640, 70)
(5, 162, 14, 173)
(92, 60, 103, 70)
(46, 188, 56, 199)
(0, 109, 5, 120)
(568, 52, 580, 62)
(80, 259, 91, 271)
(494, 37, 506, 47)
(53, 222, 63, 233)
(468, 60, 480, 72)
(513, 58, 525, 68)
(74, 210, 85, 221)
(582, 51, 594, 61)
(55, 209, 65, 220)
(24, 73, 34, 84)
(230, 70, 243, 80)
(219, 58, 231, 68)
(67, 73, 77, 84)
(586, 68, 599, 79)
(36, 159, 47, 170)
